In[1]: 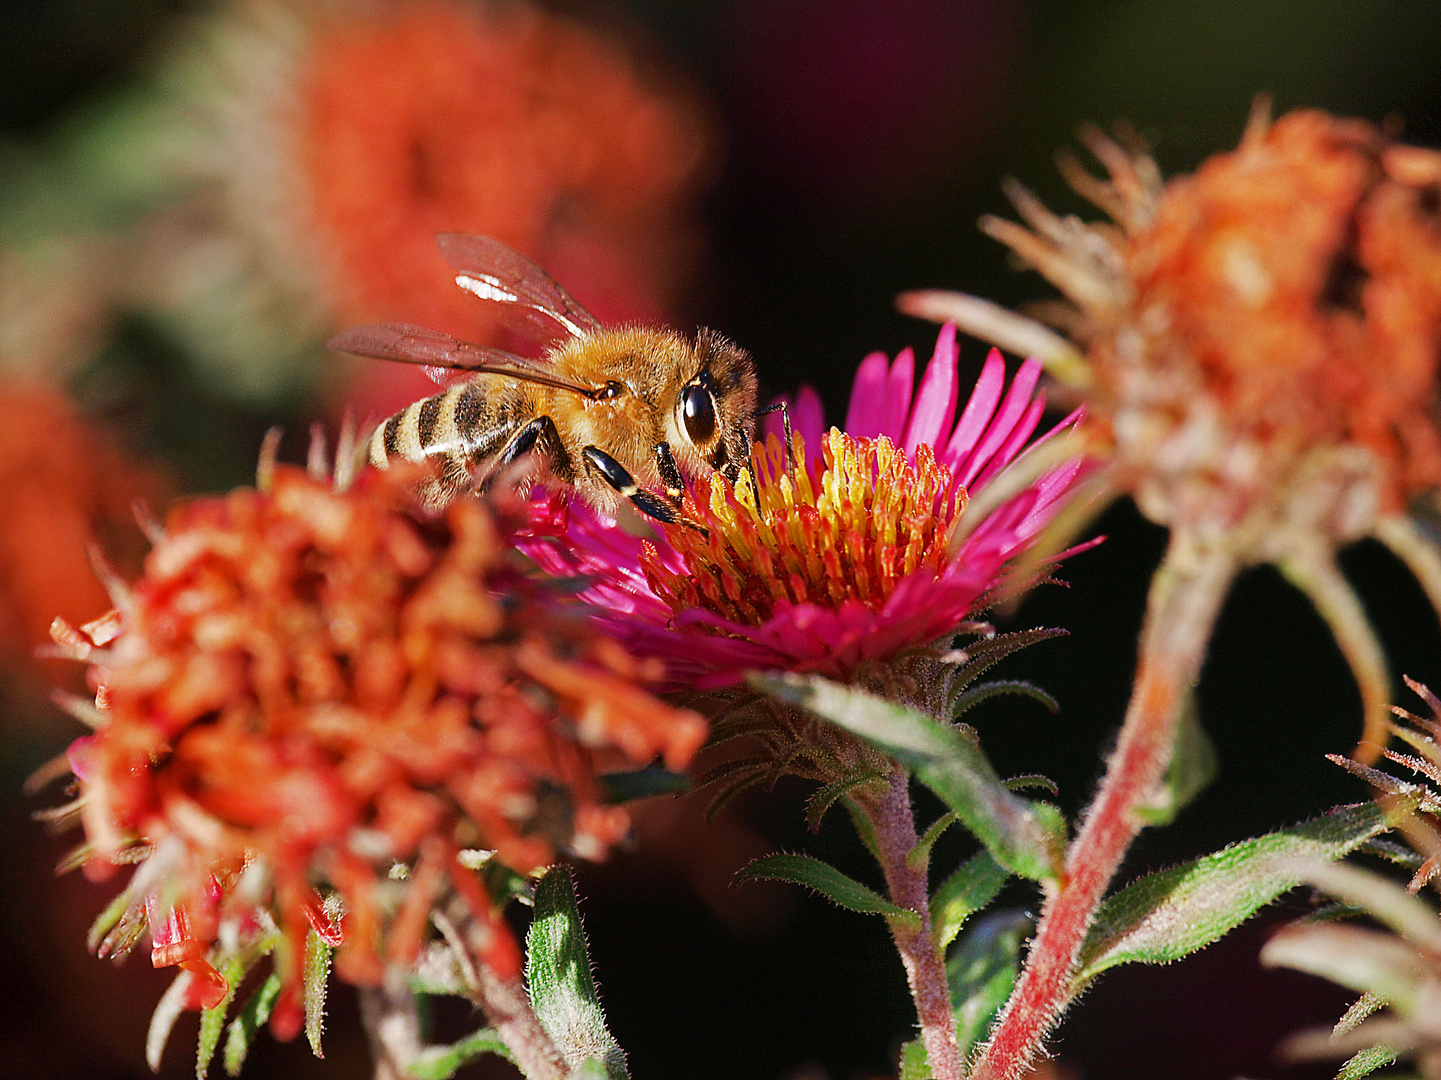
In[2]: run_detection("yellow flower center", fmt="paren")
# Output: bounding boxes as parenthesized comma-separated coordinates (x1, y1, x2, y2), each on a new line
(643, 430, 966, 626)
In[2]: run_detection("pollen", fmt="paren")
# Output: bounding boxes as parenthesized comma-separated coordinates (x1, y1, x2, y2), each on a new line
(644, 430, 967, 625)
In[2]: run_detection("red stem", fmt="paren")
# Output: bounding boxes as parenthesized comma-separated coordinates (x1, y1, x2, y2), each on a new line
(970, 537, 1237, 1080)
(865, 771, 965, 1080)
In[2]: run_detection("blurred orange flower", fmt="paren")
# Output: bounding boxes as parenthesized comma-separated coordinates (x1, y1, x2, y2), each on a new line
(167, 0, 714, 410)
(0, 380, 164, 721)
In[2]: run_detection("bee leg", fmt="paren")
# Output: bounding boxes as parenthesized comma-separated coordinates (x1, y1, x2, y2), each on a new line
(654, 441, 687, 507)
(753, 401, 795, 472)
(480, 415, 557, 491)
(583, 446, 709, 537)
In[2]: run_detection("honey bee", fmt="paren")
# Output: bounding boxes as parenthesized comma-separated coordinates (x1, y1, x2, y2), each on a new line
(329, 234, 760, 529)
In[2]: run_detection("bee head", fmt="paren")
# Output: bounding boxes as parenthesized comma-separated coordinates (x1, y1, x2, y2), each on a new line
(681, 330, 758, 480)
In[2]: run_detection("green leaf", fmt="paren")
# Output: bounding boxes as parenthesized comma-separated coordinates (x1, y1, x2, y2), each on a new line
(1337, 1043, 1399, 1080)
(807, 771, 882, 832)
(1079, 801, 1399, 981)
(1004, 775, 1059, 797)
(571, 1062, 613, 1080)
(898, 1037, 932, 1080)
(733, 853, 919, 926)
(197, 955, 245, 1079)
(843, 796, 884, 863)
(303, 930, 333, 1058)
(407, 1027, 515, 1079)
(931, 852, 1010, 951)
(949, 911, 1031, 1056)
(525, 868, 628, 1080)
(596, 767, 691, 803)
(1133, 691, 1217, 826)
(752, 674, 1066, 882)
(224, 974, 282, 1077)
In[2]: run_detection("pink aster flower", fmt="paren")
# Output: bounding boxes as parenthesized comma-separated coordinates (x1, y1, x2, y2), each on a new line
(518, 324, 1090, 687)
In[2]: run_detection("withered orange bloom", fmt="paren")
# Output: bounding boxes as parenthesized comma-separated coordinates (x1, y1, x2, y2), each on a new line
(904, 105, 1441, 758)
(49, 462, 704, 1037)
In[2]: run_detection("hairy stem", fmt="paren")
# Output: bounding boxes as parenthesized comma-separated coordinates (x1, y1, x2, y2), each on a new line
(439, 902, 569, 1080)
(471, 966, 567, 1080)
(971, 534, 1238, 1080)
(863, 770, 964, 1080)
(359, 980, 423, 1080)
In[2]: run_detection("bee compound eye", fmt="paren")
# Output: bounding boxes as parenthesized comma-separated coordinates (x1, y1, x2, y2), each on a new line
(682, 384, 717, 444)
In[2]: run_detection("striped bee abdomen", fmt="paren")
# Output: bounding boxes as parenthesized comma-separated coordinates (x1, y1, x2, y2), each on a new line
(369, 379, 521, 504)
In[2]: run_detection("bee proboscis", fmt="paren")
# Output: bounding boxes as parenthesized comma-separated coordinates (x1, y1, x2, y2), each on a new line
(329, 234, 760, 531)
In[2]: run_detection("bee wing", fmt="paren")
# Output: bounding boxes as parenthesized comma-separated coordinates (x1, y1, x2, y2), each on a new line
(328, 324, 607, 397)
(435, 233, 604, 342)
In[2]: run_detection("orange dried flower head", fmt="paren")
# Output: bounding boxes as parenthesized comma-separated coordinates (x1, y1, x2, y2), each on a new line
(48, 458, 704, 1039)
(904, 104, 1441, 757)
(915, 106, 1441, 539)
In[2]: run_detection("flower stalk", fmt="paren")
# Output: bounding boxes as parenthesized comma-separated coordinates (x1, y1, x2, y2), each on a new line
(972, 533, 1238, 1080)
(860, 771, 964, 1080)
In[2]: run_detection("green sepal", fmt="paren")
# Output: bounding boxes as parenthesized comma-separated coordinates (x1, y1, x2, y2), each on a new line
(931, 851, 1010, 951)
(1336, 990, 1387, 1036)
(733, 852, 919, 927)
(223, 973, 282, 1077)
(196, 954, 245, 1079)
(407, 1027, 515, 1079)
(949, 910, 1030, 1057)
(1337, 1043, 1399, 1080)
(898, 1037, 932, 1080)
(597, 767, 691, 804)
(303, 929, 333, 1058)
(1078, 801, 1399, 982)
(1133, 691, 1217, 826)
(571, 1061, 614, 1080)
(750, 673, 1066, 882)
(86, 889, 133, 952)
(525, 868, 628, 1080)
(951, 680, 1058, 720)
(909, 812, 959, 869)
(807, 771, 882, 832)
(942, 629, 1068, 704)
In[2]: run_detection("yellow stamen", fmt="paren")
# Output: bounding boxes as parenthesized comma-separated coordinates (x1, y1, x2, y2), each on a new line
(642, 430, 968, 628)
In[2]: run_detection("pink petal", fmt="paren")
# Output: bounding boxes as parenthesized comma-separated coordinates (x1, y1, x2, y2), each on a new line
(845, 351, 891, 438)
(941, 348, 1006, 472)
(972, 391, 1046, 491)
(793, 385, 826, 449)
(956, 357, 1043, 489)
(880, 349, 916, 442)
(903, 324, 959, 456)
(792, 385, 827, 482)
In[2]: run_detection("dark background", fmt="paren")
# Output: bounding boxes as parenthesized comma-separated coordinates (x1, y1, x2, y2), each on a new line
(3, 2, 1441, 1079)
